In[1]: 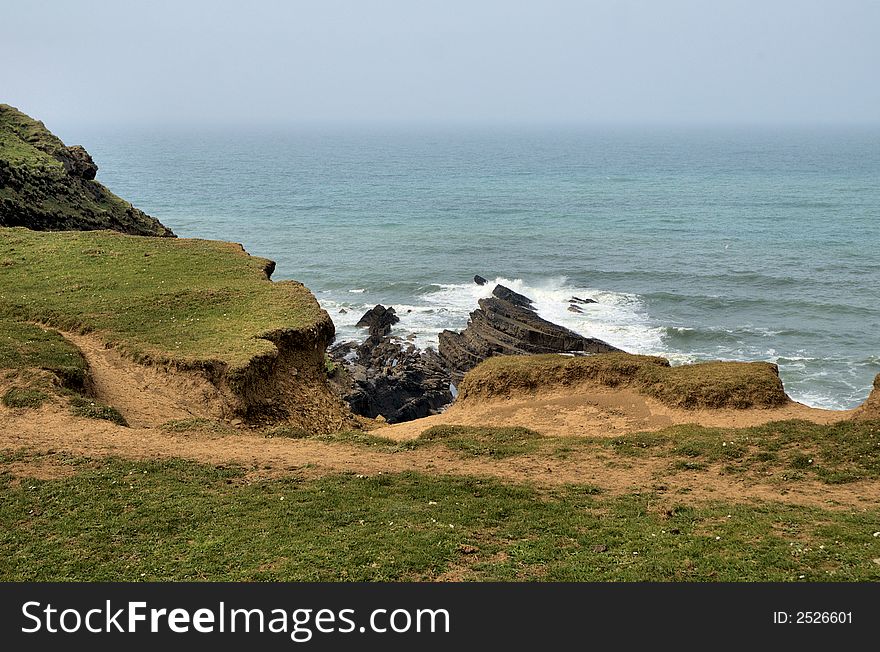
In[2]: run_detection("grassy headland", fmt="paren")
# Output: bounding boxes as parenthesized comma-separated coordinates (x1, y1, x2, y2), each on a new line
(0, 228, 348, 428)
(0, 104, 172, 236)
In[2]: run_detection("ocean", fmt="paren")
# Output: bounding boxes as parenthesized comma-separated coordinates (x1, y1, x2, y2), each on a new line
(62, 124, 880, 410)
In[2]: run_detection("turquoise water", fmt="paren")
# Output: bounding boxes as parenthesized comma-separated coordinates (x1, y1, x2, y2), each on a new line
(65, 125, 880, 409)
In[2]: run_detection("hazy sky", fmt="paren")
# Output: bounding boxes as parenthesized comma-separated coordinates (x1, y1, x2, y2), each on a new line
(4, 0, 879, 126)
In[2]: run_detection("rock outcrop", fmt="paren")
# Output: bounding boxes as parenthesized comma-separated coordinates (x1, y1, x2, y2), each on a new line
(329, 306, 452, 423)
(439, 284, 622, 378)
(355, 304, 399, 337)
(0, 104, 173, 236)
(852, 373, 880, 420)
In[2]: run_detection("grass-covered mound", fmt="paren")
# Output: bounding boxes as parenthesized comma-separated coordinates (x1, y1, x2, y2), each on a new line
(458, 352, 789, 409)
(2, 454, 879, 581)
(0, 318, 89, 390)
(419, 425, 544, 458)
(0, 228, 323, 369)
(0, 104, 172, 236)
(0, 318, 90, 411)
(0, 228, 349, 428)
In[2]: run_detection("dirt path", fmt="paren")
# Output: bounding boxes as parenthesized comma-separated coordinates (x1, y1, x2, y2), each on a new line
(62, 331, 227, 427)
(3, 405, 878, 511)
(4, 330, 873, 511)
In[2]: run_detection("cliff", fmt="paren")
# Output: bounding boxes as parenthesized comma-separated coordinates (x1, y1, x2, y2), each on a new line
(0, 104, 173, 236)
(0, 228, 351, 432)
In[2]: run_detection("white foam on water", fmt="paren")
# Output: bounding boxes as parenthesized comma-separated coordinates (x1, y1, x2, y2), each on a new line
(324, 276, 668, 355)
(318, 278, 868, 411)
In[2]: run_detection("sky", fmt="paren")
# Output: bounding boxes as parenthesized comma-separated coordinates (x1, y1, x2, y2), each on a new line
(3, 0, 879, 126)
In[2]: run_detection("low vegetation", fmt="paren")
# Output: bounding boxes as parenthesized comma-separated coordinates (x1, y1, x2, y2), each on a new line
(2, 454, 878, 582)
(0, 104, 171, 236)
(69, 396, 128, 426)
(0, 228, 327, 372)
(161, 418, 236, 435)
(602, 419, 880, 484)
(2, 387, 49, 409)
(0, 318, 89, 390)
(419, 425, 543, 458)
(459, 352, 788, 409)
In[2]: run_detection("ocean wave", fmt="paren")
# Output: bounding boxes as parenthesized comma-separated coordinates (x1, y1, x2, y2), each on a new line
(319, 277, 876, 411)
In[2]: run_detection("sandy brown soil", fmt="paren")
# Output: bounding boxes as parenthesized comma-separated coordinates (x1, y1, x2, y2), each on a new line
(2, 402, 877, 511)
(63, 331, 228, 427)
(2, 336, 875, 511)
(379, 384, 853, 441)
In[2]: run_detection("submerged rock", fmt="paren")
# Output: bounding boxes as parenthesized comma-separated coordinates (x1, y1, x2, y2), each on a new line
(570, 296, 597, 305)
(438, 284, 621, 379)
(474, 274, 488, 286)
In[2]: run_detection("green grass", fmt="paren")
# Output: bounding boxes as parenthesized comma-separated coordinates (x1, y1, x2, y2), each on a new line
(0, 318, 89, 389)
(315, 430, 424, 452)
(459, 352, 788, 409)
(161, 418, 236, 435)
(69, 396, 128, 426)
(1, 454, 879, 581)
(0, 228, 326, 374)
(261, 425, 544, 457)
(2, 387, 49, 408)
(0, 103, 170, 236)
(601, 419, 880, 484)
(0, 104, 67, 168)
(419, 425, 544, 458)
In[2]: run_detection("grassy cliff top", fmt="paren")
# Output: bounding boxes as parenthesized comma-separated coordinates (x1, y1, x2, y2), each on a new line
(459, 352, 790, 409)
(0, 104, 172, 236)
(0, 228, 328, 371)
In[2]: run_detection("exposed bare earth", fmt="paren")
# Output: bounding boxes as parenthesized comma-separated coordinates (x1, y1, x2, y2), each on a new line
(2, 332, 875, 511)
(62, 331, 227, 427)
(379, 384, 851, 441)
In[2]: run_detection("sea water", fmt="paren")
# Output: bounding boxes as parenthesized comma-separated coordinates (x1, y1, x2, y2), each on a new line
(65, 124, 880, 409)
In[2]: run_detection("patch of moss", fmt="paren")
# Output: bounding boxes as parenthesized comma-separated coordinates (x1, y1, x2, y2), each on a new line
(69, 396, 128, 426)
(265, 424, 311, 439)
(419, 425, 543, 458)
(2, 387, 49, 408)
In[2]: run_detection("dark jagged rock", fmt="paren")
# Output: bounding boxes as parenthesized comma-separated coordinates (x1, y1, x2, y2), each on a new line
(568, 305, 584, 313)
(56, 145, 98, 180)
(0, 103, 173, 236)
(570, 296, 597, 305)
(491, 284, 533, 308)
(329, 307, 452, 423)
(355, 304, 399, 338)
(474, 274, 488, 286)
(439, 284, 622, 378)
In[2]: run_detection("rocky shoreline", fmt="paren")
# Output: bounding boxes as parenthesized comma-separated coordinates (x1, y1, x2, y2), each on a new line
(327, 279, 622, 423)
